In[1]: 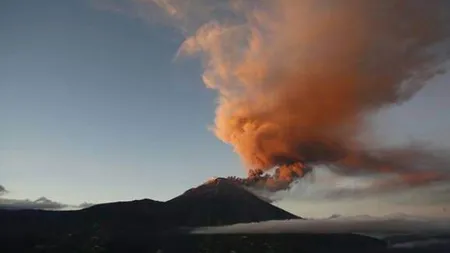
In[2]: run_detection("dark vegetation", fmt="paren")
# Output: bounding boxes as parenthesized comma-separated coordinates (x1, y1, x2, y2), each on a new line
(0, 178, 448, 252)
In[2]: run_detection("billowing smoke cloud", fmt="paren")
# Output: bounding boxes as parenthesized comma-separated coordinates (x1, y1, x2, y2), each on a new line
(177, 1, 450, 189)
(226, 162, 312, 192)
(101, 0, 450, 193)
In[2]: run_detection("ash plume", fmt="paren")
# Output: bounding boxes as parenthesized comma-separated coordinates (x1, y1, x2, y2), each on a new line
(226, 162, 313, 193)
(122, 0, 450, 192)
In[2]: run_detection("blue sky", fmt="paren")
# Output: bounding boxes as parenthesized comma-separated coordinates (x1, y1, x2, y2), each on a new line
(1, 0, 450, 217)
(1, 0, 242, 203)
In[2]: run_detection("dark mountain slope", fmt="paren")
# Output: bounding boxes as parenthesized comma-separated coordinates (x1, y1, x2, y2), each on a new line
(78, 199, 165, 232)
(81, 198, 163, 218)
(162, 177, 300, 227)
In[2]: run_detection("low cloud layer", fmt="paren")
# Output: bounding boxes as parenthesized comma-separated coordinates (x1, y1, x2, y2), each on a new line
(192, 216, 450, 249)
(192, 215, 450, 236)
(0, 197, 94, 210)
(0, 197, 68, 210)
(0, 186, 94, 210)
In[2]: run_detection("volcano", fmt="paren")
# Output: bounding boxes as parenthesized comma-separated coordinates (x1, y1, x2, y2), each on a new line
(76, 177, 298, 229)
(162, 177, 300, 227)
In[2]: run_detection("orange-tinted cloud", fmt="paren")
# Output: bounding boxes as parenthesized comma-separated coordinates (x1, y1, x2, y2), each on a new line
(178, 0, 450, 179)
(101, 0, 450, 193)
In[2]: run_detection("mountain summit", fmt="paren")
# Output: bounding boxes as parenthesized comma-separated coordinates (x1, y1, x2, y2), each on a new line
(163, 177, 300, 227)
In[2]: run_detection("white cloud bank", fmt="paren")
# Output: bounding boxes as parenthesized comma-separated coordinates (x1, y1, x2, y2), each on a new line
(0, 197, 94, 210)
(0, 185, 94, 210)
(192, 215, 450, 237)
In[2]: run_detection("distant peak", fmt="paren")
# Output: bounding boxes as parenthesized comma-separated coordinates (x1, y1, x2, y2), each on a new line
(35, 197, 52, 203)
(179, 177, 247, 198)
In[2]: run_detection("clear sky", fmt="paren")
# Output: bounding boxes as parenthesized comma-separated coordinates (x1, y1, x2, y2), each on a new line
(1, 0, 243, 203)
(1, 0, 450, 217)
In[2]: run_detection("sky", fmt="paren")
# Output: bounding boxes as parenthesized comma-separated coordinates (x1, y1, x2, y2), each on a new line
(1, 0, 450, 217)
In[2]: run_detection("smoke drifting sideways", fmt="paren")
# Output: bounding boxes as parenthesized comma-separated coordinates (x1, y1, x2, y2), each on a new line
(142, 0, 450, 194)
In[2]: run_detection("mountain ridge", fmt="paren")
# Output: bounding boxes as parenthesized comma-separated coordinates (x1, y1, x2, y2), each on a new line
(0, 178, 391, 253)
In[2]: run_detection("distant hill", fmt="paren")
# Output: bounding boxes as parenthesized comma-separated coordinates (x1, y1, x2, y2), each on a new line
(82, 198, 163, 218)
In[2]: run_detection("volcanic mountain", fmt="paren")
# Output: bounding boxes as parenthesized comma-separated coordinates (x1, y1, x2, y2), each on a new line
(161, 177, 300, 227)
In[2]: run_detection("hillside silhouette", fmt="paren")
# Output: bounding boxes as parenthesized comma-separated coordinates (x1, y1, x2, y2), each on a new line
(0, 178, 394, 253)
